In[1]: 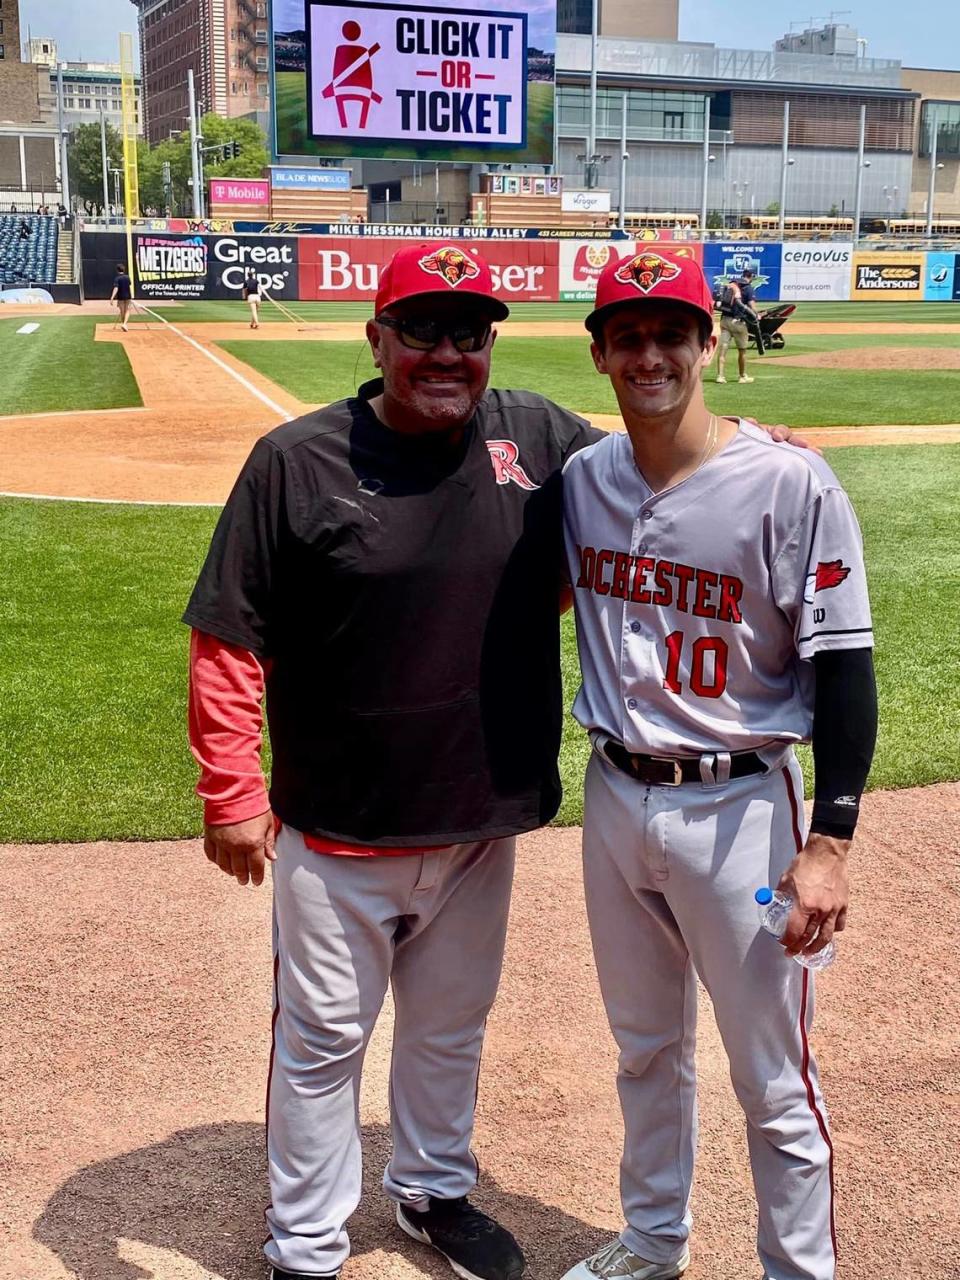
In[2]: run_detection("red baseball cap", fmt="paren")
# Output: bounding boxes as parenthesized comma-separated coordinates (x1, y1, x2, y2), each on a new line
(585, 248, 714, 333)
(375, 241, 509, 320)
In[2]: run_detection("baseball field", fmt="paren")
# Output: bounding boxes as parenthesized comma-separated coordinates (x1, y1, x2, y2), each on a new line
(2, 297, 958, 1278)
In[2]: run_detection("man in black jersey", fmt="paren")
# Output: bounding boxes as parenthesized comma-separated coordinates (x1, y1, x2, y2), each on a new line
(185, 242, 600, 1280)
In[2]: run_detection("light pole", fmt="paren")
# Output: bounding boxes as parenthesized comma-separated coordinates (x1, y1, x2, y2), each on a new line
(853, 104, 867, 242)
(187, 68, 202, 219)
(618, 91, 628, 231)
(55, 66, 71, 209)
(926, 105, 941, 236)
(699, 94, 712, 239)
(587, 0, 598, 189)
(778, 100, 791, 239)
(99, 105, 111, 222)
(110, 167, 122, 217)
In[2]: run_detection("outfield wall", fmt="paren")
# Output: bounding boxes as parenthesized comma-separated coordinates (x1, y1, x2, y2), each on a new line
(80, 231, 960, 304)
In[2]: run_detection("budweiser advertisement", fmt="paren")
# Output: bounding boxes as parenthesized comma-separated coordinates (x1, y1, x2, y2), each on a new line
(298, 237, 560, 302)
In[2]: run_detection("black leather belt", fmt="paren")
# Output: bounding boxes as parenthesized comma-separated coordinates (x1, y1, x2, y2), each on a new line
(602, 741, 767, 787)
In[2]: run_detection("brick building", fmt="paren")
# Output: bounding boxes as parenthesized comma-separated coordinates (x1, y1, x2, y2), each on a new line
(132, 0, 269, 144)
(0, 0, 60, 201)
(0, 0, 44, 122)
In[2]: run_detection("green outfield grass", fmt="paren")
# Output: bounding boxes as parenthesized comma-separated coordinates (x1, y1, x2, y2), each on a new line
(0, 500, 216, 842)
(218, 334, 960, 426)
(274, 71, 554, 164)
(0, 317, 142, 416)
(1, 444, 958, 842)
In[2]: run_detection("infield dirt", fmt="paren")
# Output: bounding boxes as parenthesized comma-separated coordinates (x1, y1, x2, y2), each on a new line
(3, 782, 957, 1279)
(1, 322, 959, 503)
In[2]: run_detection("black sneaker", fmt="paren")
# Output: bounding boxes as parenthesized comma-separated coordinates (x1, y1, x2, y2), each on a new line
(271, 1269, 339, 1279)
(396, 1197, 525, 1280)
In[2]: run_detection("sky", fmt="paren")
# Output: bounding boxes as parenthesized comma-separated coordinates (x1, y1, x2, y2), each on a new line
(18, 0, 960, 70)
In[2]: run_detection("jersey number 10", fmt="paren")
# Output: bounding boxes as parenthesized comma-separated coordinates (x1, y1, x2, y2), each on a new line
(663, 631, 728, 699)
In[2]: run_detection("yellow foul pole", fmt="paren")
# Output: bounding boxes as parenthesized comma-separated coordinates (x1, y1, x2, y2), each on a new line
(119, 32, 141, 295)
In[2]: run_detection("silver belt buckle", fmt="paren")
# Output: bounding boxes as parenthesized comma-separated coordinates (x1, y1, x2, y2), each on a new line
(652, 757, 683, 786)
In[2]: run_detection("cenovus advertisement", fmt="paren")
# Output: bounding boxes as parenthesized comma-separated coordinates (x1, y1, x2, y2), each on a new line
(779, 244, 852, 302)
(271, 0, 555, 163)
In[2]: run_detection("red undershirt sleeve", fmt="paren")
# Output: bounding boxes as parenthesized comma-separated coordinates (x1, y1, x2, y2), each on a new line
(188, 628, 272, 827)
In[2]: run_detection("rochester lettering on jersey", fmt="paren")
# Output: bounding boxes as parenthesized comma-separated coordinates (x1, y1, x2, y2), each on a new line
(575, 545, 744, 624)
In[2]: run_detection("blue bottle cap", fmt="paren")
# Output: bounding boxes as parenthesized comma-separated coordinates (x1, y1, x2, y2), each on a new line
(755, 887, 774, 905)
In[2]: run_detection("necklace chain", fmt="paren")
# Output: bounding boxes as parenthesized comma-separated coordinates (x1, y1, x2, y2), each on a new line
(693, 413, 719, 476)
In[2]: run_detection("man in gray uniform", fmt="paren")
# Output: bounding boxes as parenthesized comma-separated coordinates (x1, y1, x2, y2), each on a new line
(559, 250, 877, 1280)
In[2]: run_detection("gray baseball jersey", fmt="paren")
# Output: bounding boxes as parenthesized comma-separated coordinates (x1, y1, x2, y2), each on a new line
(562, 420, 873, 756)
(561, 419, 871, 1279)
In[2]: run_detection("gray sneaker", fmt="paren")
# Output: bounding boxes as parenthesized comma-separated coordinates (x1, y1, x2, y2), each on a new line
(559, 1238, 690, 1280)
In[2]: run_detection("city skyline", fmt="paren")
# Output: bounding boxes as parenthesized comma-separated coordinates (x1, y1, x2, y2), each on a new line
(16, 0, 960, 69)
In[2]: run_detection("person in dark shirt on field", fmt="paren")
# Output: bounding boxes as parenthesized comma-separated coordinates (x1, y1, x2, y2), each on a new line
(110, 262, 133, 331)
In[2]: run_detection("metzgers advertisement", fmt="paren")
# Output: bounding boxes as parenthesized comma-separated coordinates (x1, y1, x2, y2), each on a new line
(850, 252, 924, 300)
(135, 234, 299, 300)
(135, 235, 209, 299)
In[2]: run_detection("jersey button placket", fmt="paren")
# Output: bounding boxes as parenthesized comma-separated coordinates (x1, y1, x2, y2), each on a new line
(625, 507, 656, 702)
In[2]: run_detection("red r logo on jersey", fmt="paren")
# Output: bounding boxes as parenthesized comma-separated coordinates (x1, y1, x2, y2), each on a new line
(486, 440, 539, 490)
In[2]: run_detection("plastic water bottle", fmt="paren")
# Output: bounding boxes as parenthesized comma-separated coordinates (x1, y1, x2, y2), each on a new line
(754, 887, 835, 970)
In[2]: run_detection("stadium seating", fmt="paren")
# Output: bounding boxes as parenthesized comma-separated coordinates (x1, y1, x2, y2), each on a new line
(0, 214, 59, 285)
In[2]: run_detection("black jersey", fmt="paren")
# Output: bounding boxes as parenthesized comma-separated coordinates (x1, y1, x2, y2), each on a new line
(184, 380, 602, 845)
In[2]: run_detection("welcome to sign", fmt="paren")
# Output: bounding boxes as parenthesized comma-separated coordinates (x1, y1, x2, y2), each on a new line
(307, 0, 527, 149)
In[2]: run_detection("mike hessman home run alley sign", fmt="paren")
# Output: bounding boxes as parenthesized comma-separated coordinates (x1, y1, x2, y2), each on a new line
(271, 0, 555, 163)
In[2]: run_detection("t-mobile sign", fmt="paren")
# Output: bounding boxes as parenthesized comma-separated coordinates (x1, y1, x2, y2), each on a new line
(307, 0, 527, 148)
(209, 178, 270, 205)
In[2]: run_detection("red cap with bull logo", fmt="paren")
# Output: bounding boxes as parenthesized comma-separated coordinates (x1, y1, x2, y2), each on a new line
(585, 248, 714, 334)
(375, 241, 509, 320)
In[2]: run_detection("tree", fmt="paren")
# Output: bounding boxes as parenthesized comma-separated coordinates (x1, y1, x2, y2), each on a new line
(67, 113, 270, 216)
(764, 201, 781, 216)
(66, 122, 123, 210)
(197, 112, 270, 182)
(706, 209, 724, 229)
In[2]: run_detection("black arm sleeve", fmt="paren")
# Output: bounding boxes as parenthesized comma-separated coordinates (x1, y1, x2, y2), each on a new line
(810, 647, 878, 838)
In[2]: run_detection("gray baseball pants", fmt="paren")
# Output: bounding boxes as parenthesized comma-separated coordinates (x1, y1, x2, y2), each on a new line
(582, 750, 836, 1280)
(263, 826, 516, 1276)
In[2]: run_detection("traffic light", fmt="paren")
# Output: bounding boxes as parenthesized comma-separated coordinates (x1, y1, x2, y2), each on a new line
(227, 140, 240, 159)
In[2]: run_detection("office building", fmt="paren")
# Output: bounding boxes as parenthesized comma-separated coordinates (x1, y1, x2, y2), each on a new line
(132, 0, 270, 144)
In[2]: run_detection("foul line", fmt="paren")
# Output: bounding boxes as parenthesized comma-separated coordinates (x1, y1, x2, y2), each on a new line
(137, 304, 293, 422)
(0, 405, 150, 424)
(0, 490, 221, 508)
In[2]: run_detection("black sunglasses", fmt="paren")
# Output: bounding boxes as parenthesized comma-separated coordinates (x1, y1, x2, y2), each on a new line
(377, 315, 492, 353)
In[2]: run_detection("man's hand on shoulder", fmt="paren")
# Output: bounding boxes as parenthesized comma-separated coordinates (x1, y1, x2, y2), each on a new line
(740, 417, 823, 456)
(204, 810, 277, 887)
(776, 833, 850, 960)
